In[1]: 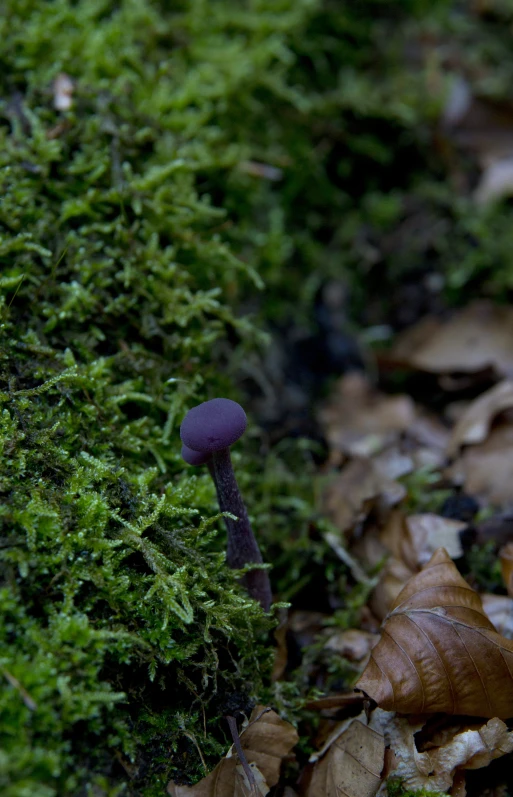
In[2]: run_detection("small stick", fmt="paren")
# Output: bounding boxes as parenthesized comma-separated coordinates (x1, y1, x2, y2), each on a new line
(226, 715, 259, 797)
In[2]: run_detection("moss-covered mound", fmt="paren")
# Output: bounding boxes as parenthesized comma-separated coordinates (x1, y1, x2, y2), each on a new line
(3, 0, 513, 794)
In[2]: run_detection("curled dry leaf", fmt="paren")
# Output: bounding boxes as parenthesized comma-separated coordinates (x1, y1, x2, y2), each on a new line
(364, 511, 465, 620)
(447, 423, 513, 506)
(167, 707, 298, 797)
(319, 372, 416, 459)
(390, 302, 513, 378)
(382, 712, 513, 793)
(447, 380, 513, 457)
(355, 548, 513, 718)
(323, 457, 405, 536)
(324, 629, 379, 662)
(305, 710, 386, 797)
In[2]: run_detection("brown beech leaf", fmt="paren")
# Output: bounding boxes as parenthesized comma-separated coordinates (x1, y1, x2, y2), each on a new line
(167, 707, 298, 797)
(355, 548, 513, 718)
(389, 302, 513, 378)
(323, 457, 405, 535)
(447, 380, 513, 457)
(447, 422, 513, 506)
(320, 373, 416, 458)
(305, 710, 386, 797)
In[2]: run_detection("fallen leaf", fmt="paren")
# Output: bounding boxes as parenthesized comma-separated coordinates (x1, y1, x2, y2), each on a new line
(167, 707, 298, 796)
(355, 548, 513, 717)
(323, 457, 405, 535)
(324, 629, 379, 662)
(447, 380, 513, 457)
(390, 302, 513, 378)
(319, 373, 416, 458)
(447, 423, 513, 506)
(305, 710, 386, 797)
(405, 514, 465, 566)
(367, 512, 465, 619)
(382, 713, 513, 793)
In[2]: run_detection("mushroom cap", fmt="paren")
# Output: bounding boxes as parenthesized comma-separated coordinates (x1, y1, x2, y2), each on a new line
(181, 444, 212, 467)
(180, 398, 247, 453)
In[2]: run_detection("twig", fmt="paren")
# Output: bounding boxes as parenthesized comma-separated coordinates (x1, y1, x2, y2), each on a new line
(226, 715, 259, 797)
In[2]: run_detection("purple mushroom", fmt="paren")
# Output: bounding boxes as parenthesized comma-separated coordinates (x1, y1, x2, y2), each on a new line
(180, 398, 272, 611)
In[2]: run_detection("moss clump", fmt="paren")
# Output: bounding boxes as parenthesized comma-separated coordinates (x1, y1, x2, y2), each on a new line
(387, 779, 448, 797)
(3, 0, 513, 794)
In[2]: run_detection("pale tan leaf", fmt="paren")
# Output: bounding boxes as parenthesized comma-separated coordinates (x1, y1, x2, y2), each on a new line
(447, 423, 513, 506)
(405, 514, 465, 566)
(368, 512, 464, 619)
(390, 302, 513, 378)
(323, 458, 405, 535)
(382, 713, 513, 793)
(167, 707, 298, 797)
(447, 380, 513, 456)
(355, 548, 513, 717)
(324, 629, 379, 662)
(319, 373, 416, 458)
(305, 711, 385, 797)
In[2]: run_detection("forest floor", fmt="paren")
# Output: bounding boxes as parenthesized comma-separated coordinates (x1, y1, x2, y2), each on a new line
(170, 300, 513, 797)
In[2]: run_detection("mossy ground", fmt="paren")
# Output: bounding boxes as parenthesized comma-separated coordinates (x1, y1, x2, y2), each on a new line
(2, 0, 513, 794)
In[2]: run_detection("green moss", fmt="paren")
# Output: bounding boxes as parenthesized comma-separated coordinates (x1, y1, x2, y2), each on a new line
(3, 0, 513, 794)
(387, 778, 448, 797)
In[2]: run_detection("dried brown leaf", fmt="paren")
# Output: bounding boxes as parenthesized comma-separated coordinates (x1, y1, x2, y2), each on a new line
(320, 373, 416, 458)
(447, 423, 513, 506)
(448, 380, 513, 456)
(324, 629, 379, 662)
(305, 711, 385, 797)
(355, 548, 513, 718)
(390, 302, 513, 378)
(323, 458, 404, 535)
(167, 708, 298, 797)
(368, 512, 464, 620)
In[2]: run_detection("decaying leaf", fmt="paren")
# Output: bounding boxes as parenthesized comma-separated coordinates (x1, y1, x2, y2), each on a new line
(447, 380, 513, 457)
(305, 710, 386, 797)
(167, 707, 298, 796)
(324, 629, 379, 662)
(355, 548, 513, 718)
(448, 423, 513, 506)
(363, 511, 465, 619)
(382, 713, 513, 793)
(323, 457, 405, 535)
(320, 373, 416, 458)
(389, 302, 513, 378)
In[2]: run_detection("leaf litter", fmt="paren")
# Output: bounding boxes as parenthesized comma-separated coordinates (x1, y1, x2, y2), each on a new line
(175, 303, 513, 797)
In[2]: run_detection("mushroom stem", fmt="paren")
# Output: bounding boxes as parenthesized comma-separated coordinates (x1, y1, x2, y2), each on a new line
(212, 447, 272, 611)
